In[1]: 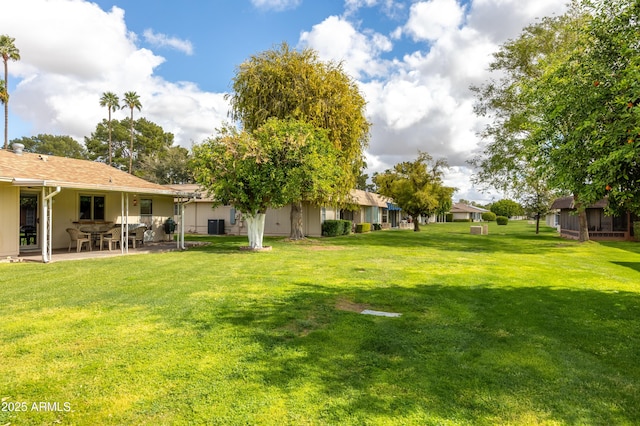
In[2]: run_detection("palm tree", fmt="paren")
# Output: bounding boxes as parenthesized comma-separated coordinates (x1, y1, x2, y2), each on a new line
(99, 92, 120, 166)
(0, 81, 8, 108)
(0, 35, 20, 150)
(121, 91, 142, 173)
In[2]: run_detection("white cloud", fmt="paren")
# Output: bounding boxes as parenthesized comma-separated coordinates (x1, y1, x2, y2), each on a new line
(1, 0, 227, 148)
(143, 29, 194, 56)
(331, 0, 566, 201)
(299, 15, 392, 79)
(403, 0, 466, 41)
(250, 0, 302, 11)
(344, 0, 404, 17)
(1, 0, 570, 203)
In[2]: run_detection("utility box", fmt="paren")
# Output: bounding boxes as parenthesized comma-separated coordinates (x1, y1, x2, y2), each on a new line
(208, 219, 225, 235)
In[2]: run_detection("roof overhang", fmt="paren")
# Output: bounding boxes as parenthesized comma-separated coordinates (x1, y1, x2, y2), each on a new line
(9, 178, 176, 196)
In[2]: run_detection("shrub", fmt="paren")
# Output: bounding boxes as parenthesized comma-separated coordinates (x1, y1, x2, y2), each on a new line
(322, 220, 342, 237)
(323, 220, 352, 236)
(453, 218, 472, 222)
(482, 212, 497, 222)
(496, 216, 509, 225)
(340, 220, 352, 235)
(355, 222, 371, 233)
(372, 223, 382, 231)
(445, 213, 453, 222)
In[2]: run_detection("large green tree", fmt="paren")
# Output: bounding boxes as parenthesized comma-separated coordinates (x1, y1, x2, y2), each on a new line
(99, 91, 120, 166)
(85, 117, 175, 173)
(192, 119, 342, 248)
(489, 199, 524, 219)
(11, 134, 87, 159)
(227, 42, 370, 239)
(472, 4, 593, 240)
(0, 35, 20, 150)
(374, 152, 455, 232)
(474, 0, 640, 242)
(121, 91, 142, 173)
(136, 145, 193, 185)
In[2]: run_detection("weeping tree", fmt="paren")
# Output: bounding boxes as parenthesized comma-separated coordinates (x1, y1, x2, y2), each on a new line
(192, 118, 342, 249)
(227, 42, 370, 240)
(374, 152, 455, 232)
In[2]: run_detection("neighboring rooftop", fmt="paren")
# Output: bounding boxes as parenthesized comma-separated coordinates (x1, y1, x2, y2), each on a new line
(0, 148, 174, 194)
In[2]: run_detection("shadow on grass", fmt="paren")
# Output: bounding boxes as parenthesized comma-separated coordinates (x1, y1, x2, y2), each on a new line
(310, 227, 569, 255)
(611, 262, 640, 273)
(188, 283, 640, 424)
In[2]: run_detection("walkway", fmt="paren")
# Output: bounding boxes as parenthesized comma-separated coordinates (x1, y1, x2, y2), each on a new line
(14, 241, 195, 263)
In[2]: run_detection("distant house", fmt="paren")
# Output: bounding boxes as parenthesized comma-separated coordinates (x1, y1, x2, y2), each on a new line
(167, 185, 396, 236)
(450, 202, 488, 222)
(340, 189, 393, 229)
(550, 196, 638, 241)
(1, 145, 178, 262)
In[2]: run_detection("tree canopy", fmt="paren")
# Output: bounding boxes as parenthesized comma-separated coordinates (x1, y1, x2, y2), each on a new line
(471, 0, 640, 241)
(374, 152, 454, 232)
(192, 118, 342, 248)
(11, 134, 87, 159)
(489, 199, 524, 219)
(226, 43, 370, 238)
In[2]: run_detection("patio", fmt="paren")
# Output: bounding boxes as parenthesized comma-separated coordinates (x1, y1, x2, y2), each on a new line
(12, 241, 200, 263)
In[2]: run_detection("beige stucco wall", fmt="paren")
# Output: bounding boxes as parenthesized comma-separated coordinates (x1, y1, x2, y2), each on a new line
(177, 202, 327, 237)
(0, 183, 20, 258)
(2, 186, 175, 255)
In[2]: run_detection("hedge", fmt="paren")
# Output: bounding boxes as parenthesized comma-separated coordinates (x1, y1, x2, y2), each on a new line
(355, 222, 372, 233)
(322, 220, 352, 237)
(372, 223, 382, 231)
(496, 216, 509, 225)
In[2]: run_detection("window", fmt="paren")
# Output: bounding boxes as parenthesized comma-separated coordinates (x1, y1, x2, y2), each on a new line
(321, 207, 326, 223)
(140, 199, 153, 216)
(79, 195, 105, 220)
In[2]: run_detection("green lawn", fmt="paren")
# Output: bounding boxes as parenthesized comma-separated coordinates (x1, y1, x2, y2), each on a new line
(1, 221, 639, 425)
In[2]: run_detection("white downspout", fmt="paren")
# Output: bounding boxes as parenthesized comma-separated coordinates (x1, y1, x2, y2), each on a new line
(41, 186, 61, 263)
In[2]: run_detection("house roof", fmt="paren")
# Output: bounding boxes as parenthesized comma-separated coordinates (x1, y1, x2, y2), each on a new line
(349, 189, 389, 208)
(550, 196, 608, 210)
(451, 202, 488, 213)
(165, 184, 394, 208)
(0, 148, 175, 195)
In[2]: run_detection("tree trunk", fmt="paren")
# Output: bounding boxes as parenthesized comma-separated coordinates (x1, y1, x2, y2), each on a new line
(244, 212, 266, 249)
(535, 213, 540, 234)
(129, 109, 134, 173)
(577, 208, 589, 242)
(289, 202, 304, 240)
(4, 59, 8, 150)
(107, 110, 112, 166)
(574, 194, 590, 242)
(413, 219, 421, 232)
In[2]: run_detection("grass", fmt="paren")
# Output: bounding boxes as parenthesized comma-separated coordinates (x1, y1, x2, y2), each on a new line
(1, 221, 640, 425)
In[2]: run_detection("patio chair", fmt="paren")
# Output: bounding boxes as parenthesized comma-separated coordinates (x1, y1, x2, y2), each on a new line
(100, 227, 122, 251)
(66, 228, 92, 252)
(128, 226, 146, 249)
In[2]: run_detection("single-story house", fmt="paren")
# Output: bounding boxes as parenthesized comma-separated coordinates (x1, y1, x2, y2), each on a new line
(340, 189, 393, 229)
(1, 145, 179, 262)
(167, 185, 396, 236)
(450, 202, 489, 222)
(550, 196, 638, 241)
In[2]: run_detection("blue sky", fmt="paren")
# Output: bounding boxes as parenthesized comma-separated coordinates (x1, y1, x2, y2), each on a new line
(1, 0, 567, 202)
